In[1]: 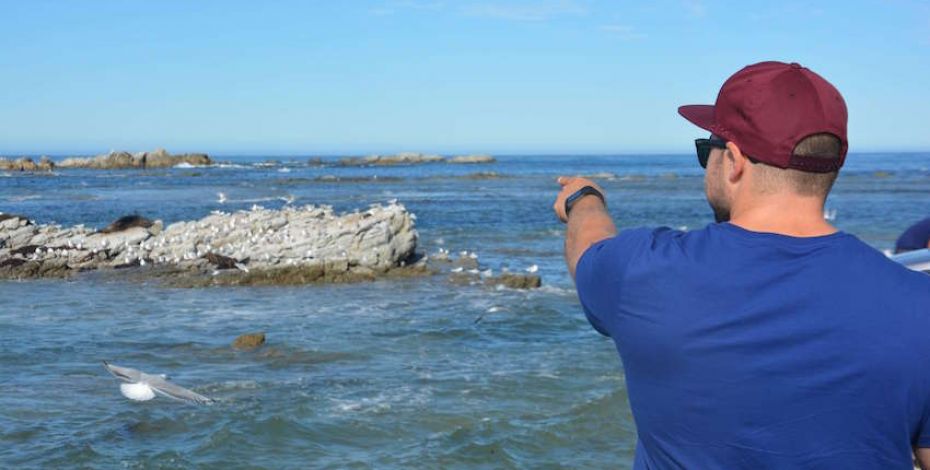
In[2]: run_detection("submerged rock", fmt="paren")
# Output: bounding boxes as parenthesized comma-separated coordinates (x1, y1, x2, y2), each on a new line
(0, 202, 419, 284)
(460, 171, 503, 180)
(485, 273, 541, 289)
(437, 249, 542, 290)
(232, 332, 266, 350)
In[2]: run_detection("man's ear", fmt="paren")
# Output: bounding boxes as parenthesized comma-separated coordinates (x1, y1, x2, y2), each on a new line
(725, 141, 748, 184)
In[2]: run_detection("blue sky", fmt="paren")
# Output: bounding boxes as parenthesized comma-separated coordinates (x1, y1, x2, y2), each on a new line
(1, 0, 928, 155)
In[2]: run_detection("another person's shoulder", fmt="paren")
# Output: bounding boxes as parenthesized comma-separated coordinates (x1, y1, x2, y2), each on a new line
(896, 217, 930, 253)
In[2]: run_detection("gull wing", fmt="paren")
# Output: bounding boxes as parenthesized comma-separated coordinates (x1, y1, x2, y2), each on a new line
(103, 361, 143, 383)
(145, 374, 215, 405)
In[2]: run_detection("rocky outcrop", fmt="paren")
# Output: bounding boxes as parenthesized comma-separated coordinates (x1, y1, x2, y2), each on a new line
(56, 149, 212, 169)
(0, 156, 55, 172)
(448, 154, 496, 164)
(338, 152, 445, 167)
(0, 202, 419, 284)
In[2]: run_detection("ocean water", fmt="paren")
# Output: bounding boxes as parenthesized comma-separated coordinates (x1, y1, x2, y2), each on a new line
(1, 153, 928, 469)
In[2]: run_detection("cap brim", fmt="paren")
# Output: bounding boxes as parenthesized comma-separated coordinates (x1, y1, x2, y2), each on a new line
(678, 105, 716, 133)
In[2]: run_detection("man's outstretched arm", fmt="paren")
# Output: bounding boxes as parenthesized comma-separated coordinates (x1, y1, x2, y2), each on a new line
(553, 176, 618, 279)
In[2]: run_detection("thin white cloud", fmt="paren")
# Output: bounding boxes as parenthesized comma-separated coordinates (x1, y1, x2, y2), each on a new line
(461, 0, 588, 22)
(600, 24, 645, 40)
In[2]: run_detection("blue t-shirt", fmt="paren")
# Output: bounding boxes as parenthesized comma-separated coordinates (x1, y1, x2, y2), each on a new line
(575, 223, 930, 469)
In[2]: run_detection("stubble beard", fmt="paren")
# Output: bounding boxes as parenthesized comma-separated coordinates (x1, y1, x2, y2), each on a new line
(706, 174, 730, 223)
(709, 199, 730, 223)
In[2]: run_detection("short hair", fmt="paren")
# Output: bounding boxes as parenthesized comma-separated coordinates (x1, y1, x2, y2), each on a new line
(751, 133, 842, 197)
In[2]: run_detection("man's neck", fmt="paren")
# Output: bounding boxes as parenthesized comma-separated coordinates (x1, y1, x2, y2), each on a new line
(728, 196, 837, 238)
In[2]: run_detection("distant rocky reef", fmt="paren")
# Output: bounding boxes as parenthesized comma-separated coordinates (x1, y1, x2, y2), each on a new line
(337, 152, 495, 167)
(1, 150, 496, 172)
(0, 149, 212, 171)
(0, 156, 56, 172)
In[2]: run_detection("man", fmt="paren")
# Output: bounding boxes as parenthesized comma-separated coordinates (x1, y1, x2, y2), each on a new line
(554, 61, 930, 469)
(896, 217, 930, 254)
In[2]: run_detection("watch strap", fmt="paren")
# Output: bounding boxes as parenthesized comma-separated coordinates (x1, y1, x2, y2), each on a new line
(565, 186, 606, 216)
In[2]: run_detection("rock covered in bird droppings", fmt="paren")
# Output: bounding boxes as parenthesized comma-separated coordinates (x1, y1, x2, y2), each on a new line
(0, 202, 419, 285)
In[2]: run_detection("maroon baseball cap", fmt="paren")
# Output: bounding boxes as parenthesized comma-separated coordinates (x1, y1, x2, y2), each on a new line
(679, 61, 848, 173)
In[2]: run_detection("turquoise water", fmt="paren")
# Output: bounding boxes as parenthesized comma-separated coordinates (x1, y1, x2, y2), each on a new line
(1, 154, 928, 468)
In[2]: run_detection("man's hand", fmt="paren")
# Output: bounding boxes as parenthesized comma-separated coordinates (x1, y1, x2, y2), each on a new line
(554, 176, 617, 278)
(553, 176, 608, 223)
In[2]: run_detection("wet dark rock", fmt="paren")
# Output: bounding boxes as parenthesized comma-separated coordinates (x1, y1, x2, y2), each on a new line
(10, 245, 41, 256)
(232, 332, 266, 350)
(203, 252, 244, 270)
(99, 215, 155, 234)
(0, 258, 27, 268)
(485, 273, 541, 289)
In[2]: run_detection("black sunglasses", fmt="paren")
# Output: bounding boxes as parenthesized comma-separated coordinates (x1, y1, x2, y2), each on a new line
(694, 137, 727, 169)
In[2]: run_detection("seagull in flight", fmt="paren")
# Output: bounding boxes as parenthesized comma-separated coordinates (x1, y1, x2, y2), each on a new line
(103, 361, 214, 405)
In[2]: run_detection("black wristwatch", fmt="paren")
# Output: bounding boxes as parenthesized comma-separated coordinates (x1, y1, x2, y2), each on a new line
(565, 186, 606, 216)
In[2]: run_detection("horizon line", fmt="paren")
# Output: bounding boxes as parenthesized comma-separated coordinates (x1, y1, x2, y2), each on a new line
(3, 149, 930, 158)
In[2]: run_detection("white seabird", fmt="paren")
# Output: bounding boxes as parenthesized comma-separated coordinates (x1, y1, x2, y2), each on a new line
(103, 361, 214, 405)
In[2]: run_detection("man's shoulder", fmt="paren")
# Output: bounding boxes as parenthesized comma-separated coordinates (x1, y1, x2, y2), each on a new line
(590, 226, 686, 257)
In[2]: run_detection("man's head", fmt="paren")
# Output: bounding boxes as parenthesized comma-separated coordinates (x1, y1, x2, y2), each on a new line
(702, 133, 843, 222)
(679, 61, 848, 223)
